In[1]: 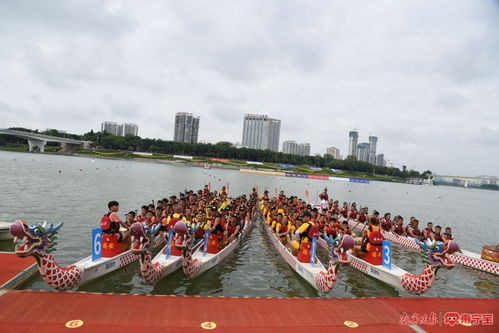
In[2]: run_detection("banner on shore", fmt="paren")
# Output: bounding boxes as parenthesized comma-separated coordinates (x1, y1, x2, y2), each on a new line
(240, 169, 369, 184)
(173, 155, 193, 160)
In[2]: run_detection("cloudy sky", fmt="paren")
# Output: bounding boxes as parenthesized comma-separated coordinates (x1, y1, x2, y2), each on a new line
(1, 0, 498, 176)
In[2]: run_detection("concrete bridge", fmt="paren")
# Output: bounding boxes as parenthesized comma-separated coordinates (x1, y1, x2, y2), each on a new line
(431, 174, 498, 188)
(0, 129, 91, 152)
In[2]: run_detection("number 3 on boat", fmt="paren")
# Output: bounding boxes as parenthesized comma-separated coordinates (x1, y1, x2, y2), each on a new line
(382, 240, 392, 269)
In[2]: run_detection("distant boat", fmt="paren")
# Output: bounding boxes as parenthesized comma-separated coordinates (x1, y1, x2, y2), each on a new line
(203, 163, 211, 169)
(91, 158, 95, 162)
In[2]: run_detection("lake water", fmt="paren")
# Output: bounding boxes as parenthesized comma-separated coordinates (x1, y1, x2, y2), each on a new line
(0, 150, 497, 298)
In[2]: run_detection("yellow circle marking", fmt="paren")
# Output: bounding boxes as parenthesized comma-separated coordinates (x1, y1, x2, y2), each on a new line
(344, 320, 359, 328)
(65, 320, 84, 328)
(200, 321, 217, 330)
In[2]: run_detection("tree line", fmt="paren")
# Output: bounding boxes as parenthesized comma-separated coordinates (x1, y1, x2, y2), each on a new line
(1, 128, 431, 178)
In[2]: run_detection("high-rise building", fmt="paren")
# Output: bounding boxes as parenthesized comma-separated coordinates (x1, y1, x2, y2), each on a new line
(357, 142, 369, 162)
(101, 121, 139, 137)
(348, 131, 358, 157)
(242, 114, 281, 152)
(368, 136, 378, 164)
(298, 143, 311, 156)
(282, 140, 298, 155)
(174, 112, 200, 143)
(376, 153, 386, 167)
(117, 124, 124, 137)
(124, 123, 138, 136)
(326, 146, 340, 159)
(101, 121, 119, 135)
(282, 140, 310, 156)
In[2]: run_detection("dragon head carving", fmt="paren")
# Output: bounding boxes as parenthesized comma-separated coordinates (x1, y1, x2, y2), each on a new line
(10, 220, 63, 258)
(416, 239, 459, 269)
(130, 222, 161, 255)
(323, 234, 355, 264)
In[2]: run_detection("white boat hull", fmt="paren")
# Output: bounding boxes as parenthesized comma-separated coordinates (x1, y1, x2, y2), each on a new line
(73, 236, 165, 285)
(344, 219, 499, 276)
(189, 219, 253, 277)
(262, 221, 328, 292)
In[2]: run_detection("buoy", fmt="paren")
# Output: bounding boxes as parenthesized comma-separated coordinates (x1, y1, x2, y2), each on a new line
(79, 169, 82, 171)
(58, 170, 61, 173)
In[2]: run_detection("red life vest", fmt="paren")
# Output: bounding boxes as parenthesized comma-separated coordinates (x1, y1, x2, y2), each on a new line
(359, 214, 367, 223)
(308, 225, 320, 240)
(381, 220, 392, 231)
(406, 225, 420, 236)
(365, 226, 383, 265)
(393, 225, 404, 235)
(349, 209, 357, 219)
(101, 212, 119, 234)
(444, 232, 453, 240)
(434, 233, 443, 242)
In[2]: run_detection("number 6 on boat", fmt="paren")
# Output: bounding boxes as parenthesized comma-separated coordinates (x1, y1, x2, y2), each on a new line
(92, 228, 102, 261)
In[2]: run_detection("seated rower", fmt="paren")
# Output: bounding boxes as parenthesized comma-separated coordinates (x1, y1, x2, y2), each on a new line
(275, 215, 290, 246)
(340, 221, 352, 236)
(101, 201, 130, 243)
(223, 215, 241, 246)
(423, 222, 435, 241)
(359, 217, 384, 265)
(380, 213, 393, 232)
(142, 210, 156, 228)
(405, 218, 423, 240)
(442, 227, 453, 242)
(125, 211, 136, 228)
(136, 205, 148, 223)
(393, 216, 405, 236)
(433, 225, 443, 242)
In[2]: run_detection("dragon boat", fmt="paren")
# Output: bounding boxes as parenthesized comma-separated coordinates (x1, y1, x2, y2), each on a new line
(344, 219, 499, 276)
(318, 234, 459, 294)
(129, 222, 204, 284)
(9, 220, 165, 290)
(181, 215, 254, 279)
(262, 219, 352, 294)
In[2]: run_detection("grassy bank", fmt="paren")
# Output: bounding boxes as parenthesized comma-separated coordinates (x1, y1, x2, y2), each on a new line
(73, 149, 406, 183)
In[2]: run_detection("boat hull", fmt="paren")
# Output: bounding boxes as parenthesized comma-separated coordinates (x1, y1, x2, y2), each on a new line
(262, 221, 328, 292)
(190, 219, 253, 277)
(73, 236, 166, 286)
(345, 219, 499, 276)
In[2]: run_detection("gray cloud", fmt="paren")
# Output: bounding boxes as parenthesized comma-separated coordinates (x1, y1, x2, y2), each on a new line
(1, 0, 498, 176)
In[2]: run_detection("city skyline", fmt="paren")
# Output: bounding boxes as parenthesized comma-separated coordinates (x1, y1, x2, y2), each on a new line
(0, 1, 498, 176)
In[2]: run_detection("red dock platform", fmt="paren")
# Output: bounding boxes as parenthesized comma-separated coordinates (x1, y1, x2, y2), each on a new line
(0, 252, 37, 289)
(0, 290, 496, 332)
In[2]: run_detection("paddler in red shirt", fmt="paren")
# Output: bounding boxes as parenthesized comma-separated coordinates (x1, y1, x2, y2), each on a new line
(349, 202, 358, 220)
(422, 222, 435, 241)
(406, 219, 423, 240)
(433, 225, 443, 241)
(393, 216, 405, 236)
(442, 227, 454, 242)
(380, 213, 393, 232)
(340, 202, 349, 217)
